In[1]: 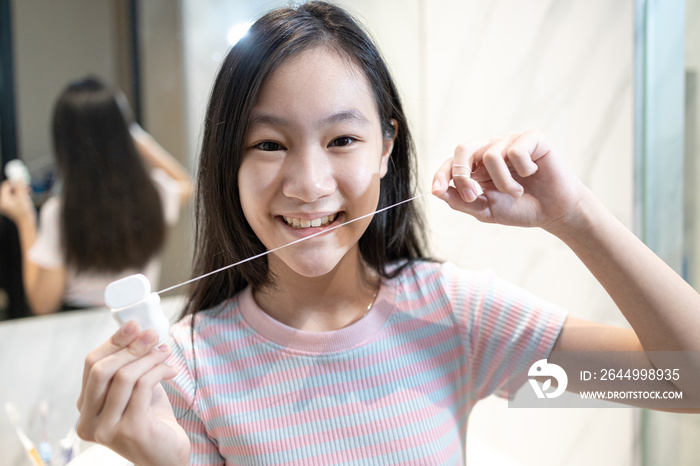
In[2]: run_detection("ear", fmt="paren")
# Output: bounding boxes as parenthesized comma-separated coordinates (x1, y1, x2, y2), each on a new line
(380, 119, 398, 178)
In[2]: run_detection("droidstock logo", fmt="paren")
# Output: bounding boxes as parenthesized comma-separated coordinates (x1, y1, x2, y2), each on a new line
(528, 359, 568, 399)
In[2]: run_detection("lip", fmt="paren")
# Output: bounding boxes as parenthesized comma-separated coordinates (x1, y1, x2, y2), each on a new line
(279, 211, 339, 220)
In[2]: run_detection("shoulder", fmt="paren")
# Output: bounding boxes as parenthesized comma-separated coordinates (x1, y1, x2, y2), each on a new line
(388, 259, 493, 298)
(38, 196, 62, 224)
(29, 196, 63, 261)
(169, 296, 243, 351)
(383, 260, 494, 323)
(165, 294, 248, 402)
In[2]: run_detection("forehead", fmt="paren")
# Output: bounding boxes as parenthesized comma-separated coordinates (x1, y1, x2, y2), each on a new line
(251, 47, 379, 124)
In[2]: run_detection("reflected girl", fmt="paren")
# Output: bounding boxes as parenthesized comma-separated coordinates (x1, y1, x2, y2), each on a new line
(0, 76, 192, 314)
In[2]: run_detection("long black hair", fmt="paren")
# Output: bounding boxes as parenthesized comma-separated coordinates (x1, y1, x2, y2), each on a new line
(184, 1, 428, 316)
(53, 76, 165, 273)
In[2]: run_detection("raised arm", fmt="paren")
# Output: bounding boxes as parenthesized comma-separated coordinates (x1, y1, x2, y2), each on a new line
(0, 179, 65, 314)
(431, 130, 700, 407)
(548, 188, 700, 352)
(130, 124, 194, 206)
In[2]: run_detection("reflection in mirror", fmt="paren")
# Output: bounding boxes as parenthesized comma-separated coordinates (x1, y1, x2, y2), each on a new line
(0, 0, 192, 320)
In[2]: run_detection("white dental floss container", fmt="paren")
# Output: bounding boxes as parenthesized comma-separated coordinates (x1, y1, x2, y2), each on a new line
(104, 274, 170, 343)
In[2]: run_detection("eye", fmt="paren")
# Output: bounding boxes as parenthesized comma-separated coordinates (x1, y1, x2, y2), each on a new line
(328, 136, 356, 148)
(254, 141, 286, 151)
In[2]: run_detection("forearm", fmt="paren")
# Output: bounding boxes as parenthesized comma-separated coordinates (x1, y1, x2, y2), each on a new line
(549, 190, 700, 352)
(14, 213, 64, 315)
(130, 124, 193, 204)
(132, 450, 189, 466)
(14, 214, 39, 296)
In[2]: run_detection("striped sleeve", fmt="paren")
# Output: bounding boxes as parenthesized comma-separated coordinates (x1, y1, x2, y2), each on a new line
(162, 319, 225, 465)
(443, 263, 567, 400)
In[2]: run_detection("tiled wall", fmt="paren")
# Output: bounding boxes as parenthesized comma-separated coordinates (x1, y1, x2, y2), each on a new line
(416, 2, 636, 465)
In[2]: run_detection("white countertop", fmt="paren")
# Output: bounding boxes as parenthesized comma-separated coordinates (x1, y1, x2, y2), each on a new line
(0, 295, 185, 466)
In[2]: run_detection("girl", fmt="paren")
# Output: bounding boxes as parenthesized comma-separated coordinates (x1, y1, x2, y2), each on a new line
(76, 2, 700, 465)
(0, 77, 192, 314)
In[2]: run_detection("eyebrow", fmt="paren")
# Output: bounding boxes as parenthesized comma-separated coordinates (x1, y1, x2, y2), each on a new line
(249, 108, 371, 128)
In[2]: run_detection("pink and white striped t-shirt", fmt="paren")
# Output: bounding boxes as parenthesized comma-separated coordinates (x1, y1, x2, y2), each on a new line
(163, 260, 567, 465)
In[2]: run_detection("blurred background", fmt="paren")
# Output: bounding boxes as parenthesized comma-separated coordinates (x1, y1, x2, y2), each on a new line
(0, 0, 698, 465)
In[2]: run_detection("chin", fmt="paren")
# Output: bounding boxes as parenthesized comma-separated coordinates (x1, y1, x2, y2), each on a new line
(271, 248, 352, 279)
(287, 260, 342, 278)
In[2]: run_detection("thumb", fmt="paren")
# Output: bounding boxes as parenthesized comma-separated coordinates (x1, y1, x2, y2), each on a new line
(433, 186, 491, 223)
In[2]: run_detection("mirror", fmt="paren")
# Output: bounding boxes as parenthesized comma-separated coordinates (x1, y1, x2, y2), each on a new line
(0, 0, 192, 319)
(640, 0, 700, 463)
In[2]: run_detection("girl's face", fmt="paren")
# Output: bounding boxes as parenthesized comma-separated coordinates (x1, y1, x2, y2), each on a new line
(238, 47, 394, 279)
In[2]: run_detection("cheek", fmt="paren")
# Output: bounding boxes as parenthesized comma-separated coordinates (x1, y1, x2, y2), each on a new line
(237, 161, 275, 223)
(345, 164, 373, 186)
(237, 181, 255, 226)
(239, 156, 285, 190)
(337, 167, 383, 214)
(339, 149, 386, 196)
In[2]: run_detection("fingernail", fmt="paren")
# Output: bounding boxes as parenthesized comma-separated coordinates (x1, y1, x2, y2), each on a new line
(432, 178, 441, 192)
(156, 343, 171, 352)
(138, 331, 157, 345)
(461, 187, 476, 202)
(510, 187, 524, 198)
(122, 321, 137, 336)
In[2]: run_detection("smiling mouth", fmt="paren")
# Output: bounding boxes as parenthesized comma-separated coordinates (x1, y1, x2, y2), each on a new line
(282, 213, 339, 229)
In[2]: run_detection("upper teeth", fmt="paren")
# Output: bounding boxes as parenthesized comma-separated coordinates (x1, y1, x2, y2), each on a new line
(283, 213, 337, 229)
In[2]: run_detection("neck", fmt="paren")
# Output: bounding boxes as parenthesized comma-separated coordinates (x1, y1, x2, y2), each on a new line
(254, 251, 380, 332)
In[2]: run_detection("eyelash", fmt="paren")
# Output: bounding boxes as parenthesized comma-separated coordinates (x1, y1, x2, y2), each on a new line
(328, 136, 356, 148)
(254, 141, 286, 151)
(252, 136, 357, 151)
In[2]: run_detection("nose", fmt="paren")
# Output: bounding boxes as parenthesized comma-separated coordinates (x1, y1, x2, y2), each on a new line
(281, 147, 336, 202)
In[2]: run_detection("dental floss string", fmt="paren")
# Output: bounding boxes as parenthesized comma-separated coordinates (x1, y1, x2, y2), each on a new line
(156, 191, 430, 296)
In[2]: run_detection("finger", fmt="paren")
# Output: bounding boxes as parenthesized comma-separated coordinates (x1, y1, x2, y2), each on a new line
(122, 363, 178, 422)
(79, 329, 160, 422)
(13, 178, 28, 191)
(98, 344, 173, 430)
(506, 134, 540, 177)
(512, 129, 553, 164)
(452, 141, 488, 202)
(79, 321, 141, 407)
(0, 180, 11, 195)
(432, 157, 455, 196)
(0, 181, 14, 207)
(480, 135, 524, 197)
(434, 186, 492, 223)
(4, 178, 29, 195)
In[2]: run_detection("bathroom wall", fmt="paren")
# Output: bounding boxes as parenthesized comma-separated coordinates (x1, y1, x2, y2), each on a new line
(138, 0, 193, 293)
(418, 1, 636, 465)
(11, 0, 118, 174)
